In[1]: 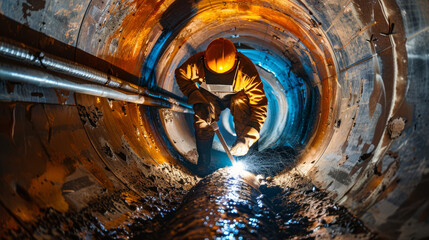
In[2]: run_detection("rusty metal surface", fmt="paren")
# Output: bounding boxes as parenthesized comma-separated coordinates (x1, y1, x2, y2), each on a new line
(0, 0, 428, 238)
(0, 79, 76, 105)
(0, 0, 91, 46)
(0, 203, 30, 238)
(293, 0, 428, 239)
(0, 99, 198, 238)
(76, 0, 167, 76)
(0, 102, 113, 228)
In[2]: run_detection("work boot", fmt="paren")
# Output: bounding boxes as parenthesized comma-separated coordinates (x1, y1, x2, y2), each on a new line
(195, 137, 213, 177)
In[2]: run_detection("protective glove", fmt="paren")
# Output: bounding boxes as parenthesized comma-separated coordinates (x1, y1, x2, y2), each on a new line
(230, 126, 260, 156)
(193, 102, 216, 125)
(230, 140, 249, 156)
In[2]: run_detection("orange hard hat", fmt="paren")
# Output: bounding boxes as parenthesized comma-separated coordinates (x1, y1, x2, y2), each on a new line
(204, 37, 237, 74)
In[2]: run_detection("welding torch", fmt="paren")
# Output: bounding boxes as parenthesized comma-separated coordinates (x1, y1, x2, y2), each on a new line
(211, 122, 236, 165)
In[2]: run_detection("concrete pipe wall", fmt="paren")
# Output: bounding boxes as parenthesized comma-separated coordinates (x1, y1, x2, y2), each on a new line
(0, 0, 428, 239)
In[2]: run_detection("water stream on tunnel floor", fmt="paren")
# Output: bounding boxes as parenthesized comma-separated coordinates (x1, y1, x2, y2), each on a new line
(2, 144, 376, 240)
(126, 152, 376, 240)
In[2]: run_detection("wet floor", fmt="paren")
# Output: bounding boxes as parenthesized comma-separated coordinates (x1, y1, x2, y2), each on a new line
(6, 155, 376, 239)
(130, 167, 376, 240)
(146, 168, 280, 240)
(264, 171, 375, 240)
(3, 162, 199, 240)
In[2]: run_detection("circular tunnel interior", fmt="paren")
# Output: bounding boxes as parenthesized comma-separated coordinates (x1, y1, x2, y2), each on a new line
(0, 0, 428, 239)
(155, 0, 332, 167)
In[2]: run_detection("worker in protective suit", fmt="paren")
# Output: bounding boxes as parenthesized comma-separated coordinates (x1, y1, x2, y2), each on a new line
(175, 37, 268, 175)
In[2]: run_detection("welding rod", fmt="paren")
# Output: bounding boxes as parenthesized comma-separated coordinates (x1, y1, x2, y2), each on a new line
(211, 122, 236, 165)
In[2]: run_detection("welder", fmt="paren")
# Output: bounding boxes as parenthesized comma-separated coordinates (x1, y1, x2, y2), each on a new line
(175, 37, 268, 175)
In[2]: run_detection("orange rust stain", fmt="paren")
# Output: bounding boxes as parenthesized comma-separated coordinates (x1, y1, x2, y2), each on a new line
(367, 175, 383, 191)
(109, 99, 168, 165)
(27, 153, 76, 213)
(10, 205, 40, 223)
(376, 177, 399, 202)
(353, 173, 385, 204)
(121, 191, 141, 204)
(102, 191, 147, 230)
(1, 218, 20, 234)
(350, 159, 400, 209)
(78, 154, 114, 192)
(0, 205, 24, 235)
(103, 212, 132, 230)
(137, 107, 170, 164)
(2, 175, 41, 223)
(101, 0, 167, 75)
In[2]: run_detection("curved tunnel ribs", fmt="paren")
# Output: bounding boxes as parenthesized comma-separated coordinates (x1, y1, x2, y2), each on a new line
(0, 0, 428, 239)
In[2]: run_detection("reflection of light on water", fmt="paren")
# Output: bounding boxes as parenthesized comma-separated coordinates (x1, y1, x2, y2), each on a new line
(225, 176, 241, 202)
(213, 163, 262, 239)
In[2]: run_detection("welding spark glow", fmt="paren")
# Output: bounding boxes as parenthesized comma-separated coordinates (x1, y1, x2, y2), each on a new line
(231, 161, 245, 176)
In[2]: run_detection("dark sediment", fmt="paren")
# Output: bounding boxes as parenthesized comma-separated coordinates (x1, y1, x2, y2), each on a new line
(3, 162, 198, 240)
(267, 170, 376, 239)
(6, 155, 376, 239)
(135, 168, 280, 239)
(131, 166, 376, 240)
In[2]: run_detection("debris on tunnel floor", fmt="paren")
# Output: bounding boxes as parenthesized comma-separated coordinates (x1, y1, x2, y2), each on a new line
(133, 168, 280, 240)
(207, 146, 299, 177)
(268, 170, 377, 240)
(239, 146, 299, 177)
(129, 167, 376, 240)
(2, 163, 199, 239)
(1, 0, 429, 238)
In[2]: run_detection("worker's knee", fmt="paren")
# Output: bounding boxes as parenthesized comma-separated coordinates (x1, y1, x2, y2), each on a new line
(230, 91, 251, 118)
(193, 104, 211, 121)
(194, 126, 214, 140)
(193, 117, 214, 140)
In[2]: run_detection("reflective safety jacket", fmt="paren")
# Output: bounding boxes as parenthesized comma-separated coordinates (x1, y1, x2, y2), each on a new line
(175, 51, 268, 133)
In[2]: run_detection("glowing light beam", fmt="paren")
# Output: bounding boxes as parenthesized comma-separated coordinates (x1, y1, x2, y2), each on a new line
(231, 161, 246, 176)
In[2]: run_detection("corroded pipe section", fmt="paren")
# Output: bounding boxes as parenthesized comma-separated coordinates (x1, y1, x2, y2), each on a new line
(158, 168, 279, 239)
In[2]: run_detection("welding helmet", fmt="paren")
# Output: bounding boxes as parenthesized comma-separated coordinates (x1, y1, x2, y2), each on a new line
(204, 37, 237, 74)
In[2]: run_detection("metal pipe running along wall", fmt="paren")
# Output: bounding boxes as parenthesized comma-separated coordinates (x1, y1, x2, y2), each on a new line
(0, 40, 193, 112)
(0, 59, 193, 113)
(0, 61, 145, 105)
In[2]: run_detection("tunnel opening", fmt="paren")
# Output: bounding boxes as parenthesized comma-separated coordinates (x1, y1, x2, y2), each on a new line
(1, 0, 429, 239)
(152, 0, 338, 170)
